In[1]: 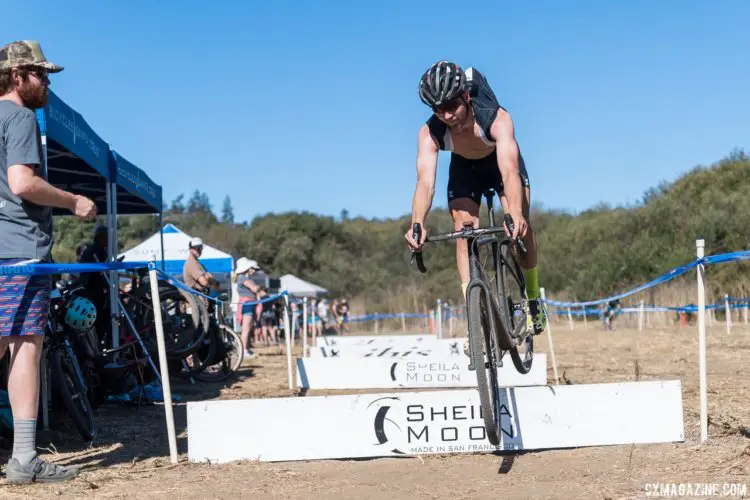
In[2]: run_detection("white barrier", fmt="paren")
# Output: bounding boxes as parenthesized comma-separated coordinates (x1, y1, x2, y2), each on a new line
(310, 338, 466, 359)
(296, 353, 548, 389)
(187, 380, 684, 463)
(315, 334, 436, 347)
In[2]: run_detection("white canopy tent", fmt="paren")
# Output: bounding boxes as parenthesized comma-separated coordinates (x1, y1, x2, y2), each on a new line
(119, 224, 235, 291)
(280, 274, 328, 298)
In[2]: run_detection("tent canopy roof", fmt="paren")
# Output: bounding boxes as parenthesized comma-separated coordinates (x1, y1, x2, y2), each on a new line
(119, 224, 233, 275)
(280, 274, 328, 297)
(37, 90, 162, 215)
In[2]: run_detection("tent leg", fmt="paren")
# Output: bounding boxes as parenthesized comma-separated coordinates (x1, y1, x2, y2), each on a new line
(159, 212, 165, 271)
(108, 181, 120, 349)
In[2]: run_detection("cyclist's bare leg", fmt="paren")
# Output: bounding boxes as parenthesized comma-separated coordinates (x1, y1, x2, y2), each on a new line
(500, 186, 546, 333)
(449, 197, 481, 299)
(499, 186, 537, 269)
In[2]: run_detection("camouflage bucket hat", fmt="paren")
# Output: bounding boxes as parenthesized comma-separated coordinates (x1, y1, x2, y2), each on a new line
(0, 40, 63, 73)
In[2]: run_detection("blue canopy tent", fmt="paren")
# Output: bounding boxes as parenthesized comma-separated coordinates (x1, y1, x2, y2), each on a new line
(36, 89, 164, 347)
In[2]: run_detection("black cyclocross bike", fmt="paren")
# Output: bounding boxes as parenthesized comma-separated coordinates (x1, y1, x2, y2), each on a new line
(410, 189, 534, 446)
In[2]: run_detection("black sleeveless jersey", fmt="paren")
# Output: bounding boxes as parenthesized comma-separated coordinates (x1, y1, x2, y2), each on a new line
(426, 67, 507, 152)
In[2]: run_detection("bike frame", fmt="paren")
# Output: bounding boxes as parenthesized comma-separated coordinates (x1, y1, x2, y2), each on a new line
(465, 190, 517, 368)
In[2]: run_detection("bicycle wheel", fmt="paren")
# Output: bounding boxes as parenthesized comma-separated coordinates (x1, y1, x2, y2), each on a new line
(141, 287, 208, 358)
(51, 347, 97, 441)
(467, 284, 501, 446)
(195, 325, 244, 382)
(498, 241, 533, 374)
(173, 328, 218, 378)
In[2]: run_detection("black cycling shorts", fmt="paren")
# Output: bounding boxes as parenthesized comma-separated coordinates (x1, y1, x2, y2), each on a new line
(447, 149, 530, 206)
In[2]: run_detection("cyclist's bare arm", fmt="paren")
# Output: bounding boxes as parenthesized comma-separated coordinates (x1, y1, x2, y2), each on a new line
(407, 125, 439, 246)
(490, 110, 522, 214)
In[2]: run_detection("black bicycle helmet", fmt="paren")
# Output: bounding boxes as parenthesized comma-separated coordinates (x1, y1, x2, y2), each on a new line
(418, 61, 466, 108)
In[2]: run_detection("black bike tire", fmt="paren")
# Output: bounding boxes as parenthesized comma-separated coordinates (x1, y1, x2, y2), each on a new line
(141, 287, 209, 359)
(174, 326, 218, 378)
(499, 242, 534, 374)
(468, 285, 500, 446)
(51, 349, 98, 441)
(194, 325, 244, 382)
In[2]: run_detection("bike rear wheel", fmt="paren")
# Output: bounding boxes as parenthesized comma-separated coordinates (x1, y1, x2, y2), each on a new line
(468, 285, 501, 446)
(498, 241, 533, 374)
(195, 325, 244, 382)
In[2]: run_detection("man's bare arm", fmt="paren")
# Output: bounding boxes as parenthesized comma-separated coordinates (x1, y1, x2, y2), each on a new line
(9, 164, 78, 212)
(490, 110, 522, 217)
(411, 125, 439, 225)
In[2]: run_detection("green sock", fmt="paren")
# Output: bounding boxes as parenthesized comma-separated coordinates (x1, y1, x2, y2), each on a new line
(523, 267, 540, 300)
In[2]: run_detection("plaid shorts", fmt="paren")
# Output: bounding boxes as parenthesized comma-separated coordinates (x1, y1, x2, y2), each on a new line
(0, 259, 51, 337)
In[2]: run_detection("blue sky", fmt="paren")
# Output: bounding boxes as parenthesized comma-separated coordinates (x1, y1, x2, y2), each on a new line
(7, 1, 750, 222)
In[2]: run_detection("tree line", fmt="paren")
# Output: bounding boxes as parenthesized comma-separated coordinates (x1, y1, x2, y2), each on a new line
(52, 150, 750, 311)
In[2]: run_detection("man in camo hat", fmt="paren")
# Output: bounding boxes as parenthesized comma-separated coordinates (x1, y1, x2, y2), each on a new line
(0, 40, 95, 483)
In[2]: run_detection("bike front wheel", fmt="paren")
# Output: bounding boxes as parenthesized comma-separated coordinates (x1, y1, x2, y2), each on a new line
(468, 284, 501, 446)
(51, 348, 97, 441)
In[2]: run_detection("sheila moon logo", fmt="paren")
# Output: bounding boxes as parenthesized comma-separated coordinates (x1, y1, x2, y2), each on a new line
(369, 397, 406, 455)
(369, 395, 521, 455)
(389, 362, 463, 383)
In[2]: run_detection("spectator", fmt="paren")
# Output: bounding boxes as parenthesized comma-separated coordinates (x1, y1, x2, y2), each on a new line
(75, 242, 88, 261)
(232, 257, 260, 358)
(0, 40, 94, 483)
(182, 237, 215, 293)
(332, 298, 350, 335)
(317, 298, 330, 333)
(78, 225, 110, 339)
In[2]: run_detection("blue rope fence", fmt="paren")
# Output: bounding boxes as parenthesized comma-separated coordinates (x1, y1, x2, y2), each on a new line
(543, 250, 750, 309)
(0, 261, 147, 276)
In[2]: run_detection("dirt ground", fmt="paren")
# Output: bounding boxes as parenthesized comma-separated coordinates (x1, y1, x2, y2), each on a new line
(1, 322, 748, 499)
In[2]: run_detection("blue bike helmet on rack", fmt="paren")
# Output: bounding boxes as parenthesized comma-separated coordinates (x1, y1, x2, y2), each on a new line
(64, 296, 97, 332)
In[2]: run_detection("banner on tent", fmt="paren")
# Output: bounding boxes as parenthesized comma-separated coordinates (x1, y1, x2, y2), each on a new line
(310, 339, 466, 359)
(296, 354, 547, 389)
(187, 380, 684, 463)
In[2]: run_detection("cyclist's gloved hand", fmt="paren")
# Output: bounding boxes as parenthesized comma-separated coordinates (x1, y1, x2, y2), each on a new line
(405, 223, 427, 251)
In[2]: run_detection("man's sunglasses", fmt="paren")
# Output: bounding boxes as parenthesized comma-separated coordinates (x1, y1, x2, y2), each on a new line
(433, 97, 464, 114)
(27, 69, 50, 84)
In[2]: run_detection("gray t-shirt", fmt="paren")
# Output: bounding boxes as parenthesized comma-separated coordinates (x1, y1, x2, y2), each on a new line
(236, 274, 257, 298)
(0, 100, 53, 261)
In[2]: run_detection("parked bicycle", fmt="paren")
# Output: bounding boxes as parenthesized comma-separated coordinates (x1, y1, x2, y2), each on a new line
(43, 282, 99, 441)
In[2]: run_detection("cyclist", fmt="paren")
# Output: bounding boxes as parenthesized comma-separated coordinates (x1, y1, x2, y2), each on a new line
(404, 60, 546, 335)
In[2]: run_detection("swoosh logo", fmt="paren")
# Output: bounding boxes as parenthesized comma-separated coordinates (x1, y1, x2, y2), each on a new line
(390, 362, 398, 381)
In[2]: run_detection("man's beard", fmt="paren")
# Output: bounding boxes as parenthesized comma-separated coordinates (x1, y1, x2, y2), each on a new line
(18, 82, 48, 109)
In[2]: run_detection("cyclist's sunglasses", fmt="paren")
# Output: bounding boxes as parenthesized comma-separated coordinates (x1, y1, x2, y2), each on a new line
(433, 96, 465, 114)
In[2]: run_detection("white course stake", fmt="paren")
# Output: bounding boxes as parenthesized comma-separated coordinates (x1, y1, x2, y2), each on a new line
(567, 307, 573, 330)
(638, 300, 645, 332)
(436, 299, 443, 339)
(302, 297, 309, 357)
(540, 288, 560, 385)
(148, 258, 179, 464)
(582, 306, 587, 329)
(724, 294, 731, 335)
(283, 291, 293, 389)
(696, 239, 708, 443)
